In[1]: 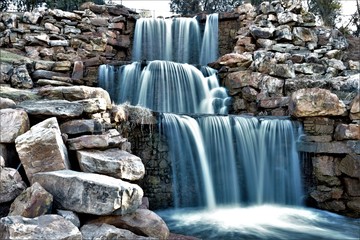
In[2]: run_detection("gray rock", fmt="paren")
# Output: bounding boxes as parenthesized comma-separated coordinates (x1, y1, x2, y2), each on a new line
(10, 65, 33, 89)
(60, 119, 103, 135)
(249, 25, 275, 39)
(81, 223, 152, 240)
(15, 117, 70, 183)
(339, 154, 360, 178)
(75, 97, 107, 113)
(77, 148, 145, 181)
(0, 109, 29, 143)
(0, 215, 81, 240)
(269, 62, 296, 78)
(0, 167, 27, 203)
(33, 170, 143, 215)
(277, 11, 300, 24)
(17, 100, 84, 118)
(56, 209, 81, 228)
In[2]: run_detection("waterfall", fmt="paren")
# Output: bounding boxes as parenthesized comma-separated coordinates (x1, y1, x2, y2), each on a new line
(98, 61, 229, 114)
(161, 114, 304, 209)
(132, 17, 201, 64)
(200, 13, 219, 65)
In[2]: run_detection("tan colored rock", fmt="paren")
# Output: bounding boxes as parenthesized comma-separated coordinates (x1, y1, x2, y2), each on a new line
(0, 215, 81, 239)
(60, 119, 103, 135)
(33, 170, 143, 215)
(81, 223, 152, 240)
(77, 148, 145, 181)
(349, 94, 360, 120)
(334, 124, 360, 140)
(15, 117, 70, 183)
(0, 109, 29, 143)
(9, 182, 53, 218)
(88, 209, 170, 239)
(289, 88, 346, 117)
(339, 154, 360, 178)
(225, 71, 260, 95)
(216, 53, 253, 68)
(343, 178, 360, 197)
(0, 167, 27, 203)
(75, 97, 107, 113)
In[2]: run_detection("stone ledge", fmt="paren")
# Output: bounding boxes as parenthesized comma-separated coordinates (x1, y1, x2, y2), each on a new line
(297, 140, 360, 154)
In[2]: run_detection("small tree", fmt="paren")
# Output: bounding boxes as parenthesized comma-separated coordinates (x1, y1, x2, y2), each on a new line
(306, 0, 342, 27)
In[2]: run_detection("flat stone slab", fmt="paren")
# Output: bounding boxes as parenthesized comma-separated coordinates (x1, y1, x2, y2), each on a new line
(17, 100, 84, 118)
(77, 148, 145, 181)
(297, 140, 360, 154)
(33, 170, 143, 215)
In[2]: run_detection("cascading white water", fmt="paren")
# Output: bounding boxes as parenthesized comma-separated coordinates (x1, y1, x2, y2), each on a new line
(200, 13, 219, 65)
(161, 114, 303, 209)
(132, 17, 201, 64)
(98, 61, 229, 114)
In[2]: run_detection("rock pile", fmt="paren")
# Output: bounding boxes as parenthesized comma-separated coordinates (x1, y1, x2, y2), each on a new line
(0, 2, 138, 88)
(209, 0, 359, 217)
(0, 85, 171, 239)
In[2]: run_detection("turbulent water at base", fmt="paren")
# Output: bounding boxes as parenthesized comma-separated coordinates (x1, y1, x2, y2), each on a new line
(98, 61, 229, 114)
(161, 114, 303, 208)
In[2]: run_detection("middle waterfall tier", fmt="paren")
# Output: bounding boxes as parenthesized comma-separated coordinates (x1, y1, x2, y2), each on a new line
(99, 61, 230, 114)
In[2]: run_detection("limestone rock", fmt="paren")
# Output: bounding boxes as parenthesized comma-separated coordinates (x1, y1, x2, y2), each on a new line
(269, 62, 295, 78)
(334, 124, 360, 140)
(0, 215, 81, 240)
(88, 209, 170, 239)
(15, 117, 70, 182)
(75, 97, 107, 113)
(350, 94, 360, 120)
(225, 71, 260, 95)
(81, 223, 152, 240)
(17, 100, 84, 118)
(249, 25, 275, 39)
(77, 148, 145, 181)
(215, 53, 253, 68)
(0, 109, 29, 143)
(297, 141, 360, 154)
(289, 88, 346, 117)
(32, 70, 69, 80)
(22, 11, 42, 24)
(0, 168, 27, 203)
(33, 170, 143, 215)
(38, 86, 112, 109)
(339, 154, 360, 178)
(60, 119, 103, 136)
(67, 130, 128, 150)
(56, 209, 80, 228)
(343, 178, 360, 197)
(277, 11, 300, 24)
(9, 182, 53, 218)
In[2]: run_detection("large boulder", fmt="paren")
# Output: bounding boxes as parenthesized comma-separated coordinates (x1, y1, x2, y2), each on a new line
(33, 170, 143, 215)
(0, 109, 29, 143)
(0, 215, 81, 239)
(8, 182, 53, 218)
(289, 88, 346, 117)
(0, 167, 27, 203)
(15, 117, 70, 182)
(77, 148, 145, 181)
(88, 208, 170, 239)
(81, 223, 152, 240)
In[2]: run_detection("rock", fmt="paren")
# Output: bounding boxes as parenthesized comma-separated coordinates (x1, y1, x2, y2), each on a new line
(67, 130, 128, 150)
(44, 22, 60, 33)
(312, 156, 341, 177)
(72, 61, 84, 80)
(0, 168, 27, 203)
(32, 70, 69, 80)
(88, 209, 169, 239)
(81, 223, 152, 240)
(33, 170, 143, 215)
(10, 65, 33, 89)
(260, 97, 289, 108)
(48, 9, 81, 20)
(18, 100, 84, 118)
(277, 11, 300, 24)
(241, 86, 258, 101)
(249, 25, 275, 39)
(60, 119, 103, 135)
(275, 25, 292, 41)
(339, 154, 360, 178)
(8, 182, 53, 218)
(310, 187, 343, 202)
(15, 117, 70, 182)
(293, 27, 318, 44)
(38, 86, 112, 109)
(0, 109, 29, 143)
(77, 148, 145, 181)
(0, 63, 13, 84)
(225, 71, 260, 95)
(215, 53, 253, 68)
(334, 124, 360, 140)
(75, 97, 107, 113)
(343, 178, 360, 197)
(350, 94, 360, 120)
(56, 209, 80, 228)
(318, 200, 346, 212)
(269, 62, 295, 78)
(0, 215, 81, 239)
(0, 86, 40, 102)
(297, 141, 360, 154)
(259, 75, 284, 97)
(347, 198, 360, 213)
(289, 88, 346, 117)
(22, 11, 42, 24)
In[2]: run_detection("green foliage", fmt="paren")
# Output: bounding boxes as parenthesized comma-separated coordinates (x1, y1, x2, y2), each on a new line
(170, 0, 244, 15)
(306, 0, 342, 27)
(0, 0, 104, 12)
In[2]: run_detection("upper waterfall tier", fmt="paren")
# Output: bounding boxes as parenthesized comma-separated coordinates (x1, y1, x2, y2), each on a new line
(132, 14, 219, 65)
(99, 61, 230, 114)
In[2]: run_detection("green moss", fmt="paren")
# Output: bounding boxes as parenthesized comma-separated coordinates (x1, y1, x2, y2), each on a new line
(0, 49, 31, 63)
